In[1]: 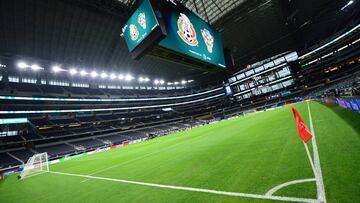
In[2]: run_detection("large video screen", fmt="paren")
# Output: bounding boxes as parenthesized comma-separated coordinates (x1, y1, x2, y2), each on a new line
(158, 1, 226, 68)
(122, 0, 159, 52)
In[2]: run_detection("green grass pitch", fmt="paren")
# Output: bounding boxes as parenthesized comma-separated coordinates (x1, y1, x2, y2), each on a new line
(0, 101, 359, 202)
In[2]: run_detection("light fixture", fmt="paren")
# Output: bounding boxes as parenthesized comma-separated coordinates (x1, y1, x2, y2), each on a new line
(69, 68, 78, 75)
(17, 62, 28, 69)
(80, 70, 87, 76)
(154, 79, 159, 85)
(144, 77, 150, 82)
(125, 74, 133, 81)
(52, 66, 63, 73)
(118, 74, 124, 80)
(91, 71, 98, 78)
(30, 64, 42, 71)
(110, 73, 116, 80)
(174, 81, 179, 85)
(181, 80, 187, 85)
(159, 80, 165, 85)
(138, 77, 144, 82)
(101, 72, 108, 79)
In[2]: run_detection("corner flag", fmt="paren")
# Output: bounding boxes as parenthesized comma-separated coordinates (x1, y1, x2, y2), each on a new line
(291, 107, 313, 143)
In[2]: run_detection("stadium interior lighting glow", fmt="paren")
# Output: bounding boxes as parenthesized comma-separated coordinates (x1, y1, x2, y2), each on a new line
(159, 80, 165, 85)
(17, 62, 28, 69)
(80, 70, 87, 76)
(174, 81, 179, 85)
(181, 80, 187, 84)
(91, 71, 98, 78)
(118, 74, 124, 80)
(138, 77, 149, 83)
(167, 82, 174, 85)
(125, 74, 133, 81)
(30, 64, 42, 71)
(52, 66, 63, 73)
(154, 79, 159, 85)
(341, 0, 354, 10)
(110, 73, 116, 80)
(101, 72, 108, 79)
(69, 68, 77, 75)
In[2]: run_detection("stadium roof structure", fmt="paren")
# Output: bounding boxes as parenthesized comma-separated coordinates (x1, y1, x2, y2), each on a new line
(0, 0, 358, 82)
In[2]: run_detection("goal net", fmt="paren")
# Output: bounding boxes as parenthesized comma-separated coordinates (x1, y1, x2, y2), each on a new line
(19, 152, 49, 180)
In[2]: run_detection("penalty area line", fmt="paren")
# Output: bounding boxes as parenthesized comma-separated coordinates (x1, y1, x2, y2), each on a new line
(49, 171, 318, 203)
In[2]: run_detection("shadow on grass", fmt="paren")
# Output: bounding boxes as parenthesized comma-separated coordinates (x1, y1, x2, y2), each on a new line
(318, 102, 360, 135)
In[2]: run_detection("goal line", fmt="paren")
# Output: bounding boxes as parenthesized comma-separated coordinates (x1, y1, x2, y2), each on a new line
(48, 170, 318, 203)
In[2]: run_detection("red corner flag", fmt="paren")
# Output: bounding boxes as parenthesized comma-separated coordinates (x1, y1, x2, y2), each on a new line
(291, 107, 313, 143)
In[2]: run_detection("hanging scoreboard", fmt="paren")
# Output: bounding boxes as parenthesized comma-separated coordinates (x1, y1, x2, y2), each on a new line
(121, 0, 230, 70)
(158, 0, 226, 68)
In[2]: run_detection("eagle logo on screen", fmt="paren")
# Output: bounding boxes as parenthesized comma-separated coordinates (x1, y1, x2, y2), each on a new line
(201, 28, 214, 53)
(138, 12, 146, 29)
(129, 24, 139, 41)
(177, 13, 198, 46)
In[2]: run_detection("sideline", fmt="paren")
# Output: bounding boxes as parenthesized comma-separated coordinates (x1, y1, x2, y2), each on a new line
(49, 171, 318, 203)
(307, 102, 326, 202)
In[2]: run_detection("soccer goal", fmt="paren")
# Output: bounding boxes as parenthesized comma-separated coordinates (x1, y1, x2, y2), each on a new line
(19, 152, 49, 180)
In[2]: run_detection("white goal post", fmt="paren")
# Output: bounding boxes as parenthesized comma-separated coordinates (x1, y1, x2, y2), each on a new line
(19, 152, 49, 180)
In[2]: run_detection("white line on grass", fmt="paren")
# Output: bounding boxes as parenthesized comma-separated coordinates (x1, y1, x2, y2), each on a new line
(265, 178, 316, 196)
(49, 171, 318, 203)
(307, 102, 326, 202)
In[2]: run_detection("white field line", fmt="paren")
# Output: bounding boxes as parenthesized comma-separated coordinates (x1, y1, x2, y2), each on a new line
(307, 102, 326, 202)
(49, 171, 318, 203)
(20, 171, 47, 180)
(265, 178, 316, 196)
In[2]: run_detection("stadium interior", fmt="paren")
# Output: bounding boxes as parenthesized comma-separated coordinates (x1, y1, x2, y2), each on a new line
(0, 0, 359, 202)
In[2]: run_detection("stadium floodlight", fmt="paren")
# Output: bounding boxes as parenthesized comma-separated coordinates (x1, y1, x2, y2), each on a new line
(69, 68, 77, 75)
(188, 80, 194, 83)
(174, 81, 179, 85)
(118, 74, 124, 80)
(159, 80, 165, 85)
(181, 80, 187, 85)
(52, 66, 63, 73)
(125, 74, 133, 81)
(30, 64, 43, 71)
(110, 73, 116, 80)
(17, 62, 29, 69)
(154, 79, 159, 85)
(91, 71, 98, 78)
(101, 72, 108, 79)
(167, 82, 173, 85)
(138, 77, 149, 83)
(80, 70, 87, 76)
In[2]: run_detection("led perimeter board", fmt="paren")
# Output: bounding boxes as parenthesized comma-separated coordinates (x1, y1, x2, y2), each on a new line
(157, 0, 227, 69)
(122, 0, 166, 59)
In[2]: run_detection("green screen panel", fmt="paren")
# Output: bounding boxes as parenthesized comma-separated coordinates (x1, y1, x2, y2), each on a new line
(158, 1, 226, 68)
(122, 0, 159, 52)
